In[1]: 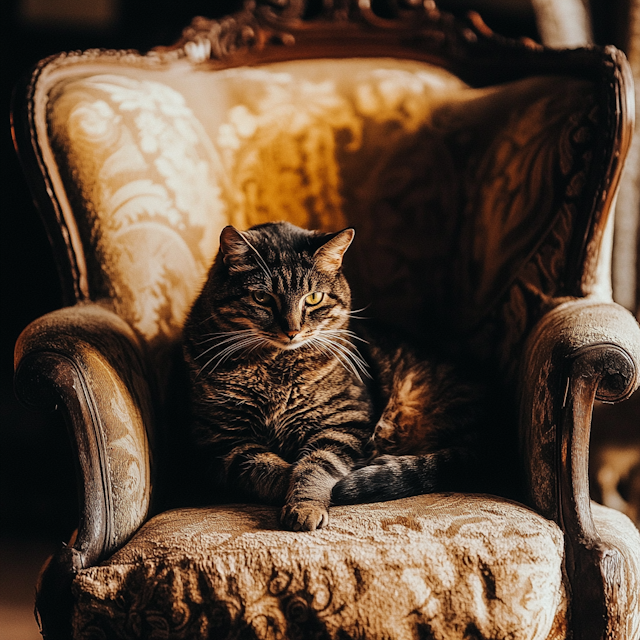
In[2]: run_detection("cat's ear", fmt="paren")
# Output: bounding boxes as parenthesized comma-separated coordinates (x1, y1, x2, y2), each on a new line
(219, 226, 251, 272)
(314, 228, 355, 272)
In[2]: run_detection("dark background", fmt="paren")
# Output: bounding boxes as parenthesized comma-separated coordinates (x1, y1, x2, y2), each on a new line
(0, 0, 635, 568)
(1, 0, 249, 544)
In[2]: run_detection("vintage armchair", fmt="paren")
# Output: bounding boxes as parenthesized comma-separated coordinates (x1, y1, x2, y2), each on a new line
(11, 1, 640, 639)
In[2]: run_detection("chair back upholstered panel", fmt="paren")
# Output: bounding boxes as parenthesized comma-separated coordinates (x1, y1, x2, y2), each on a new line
(38, 56, 609, 385)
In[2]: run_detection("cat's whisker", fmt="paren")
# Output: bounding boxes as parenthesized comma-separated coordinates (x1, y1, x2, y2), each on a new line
(247, 338, 271, 356)
(308, 337, 333, 361)
(307, 339, 322, 358)
(313, 335, 371, 381)
(201, 345, 256, 374)
(197, 335, 266, 376)
(213, 336, 265, 364)
(238, 230, 273, 280)
(310, 337, 361, 381)
(335, 343, 371, 379)
(316, 332, 371, 371)
(195, 333, 258, 359)
(351, 305, 371, 314)
(321, 329, 369, 344)
(199, 331, 255, 346)
(346, 304, 372, 321)
(316, 332, 363, 358)
(197, 329, 255, 339)
(195, 330, 255, 348)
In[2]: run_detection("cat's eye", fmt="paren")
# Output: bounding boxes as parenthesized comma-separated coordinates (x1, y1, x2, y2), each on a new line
(252, 291, 272, 305)
(305, 292, 324, 306)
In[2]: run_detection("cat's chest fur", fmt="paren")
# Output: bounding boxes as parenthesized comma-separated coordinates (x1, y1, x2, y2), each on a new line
(198, 352, 373, 457)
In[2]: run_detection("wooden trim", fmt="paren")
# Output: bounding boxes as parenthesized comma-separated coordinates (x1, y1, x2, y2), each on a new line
(559, 343, 637, 639)
(11, 61, 89, 305)
(568, 47, 636, 299)
(15, 351, 113, 640)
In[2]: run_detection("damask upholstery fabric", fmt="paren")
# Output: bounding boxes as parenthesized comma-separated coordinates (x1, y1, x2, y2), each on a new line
(72, 494, 575, 640)
(47, 73, 228, 357)
(46, 59, 598, 368)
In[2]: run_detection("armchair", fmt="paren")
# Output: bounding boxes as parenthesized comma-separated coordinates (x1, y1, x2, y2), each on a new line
(11, 1, 640, 639)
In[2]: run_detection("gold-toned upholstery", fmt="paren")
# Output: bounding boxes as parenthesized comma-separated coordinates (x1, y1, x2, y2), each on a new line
(46, 60, 603, 369)
(70, 496, 640, 640)
(73, 495, 572, 640)
(11, 2, 640, 639)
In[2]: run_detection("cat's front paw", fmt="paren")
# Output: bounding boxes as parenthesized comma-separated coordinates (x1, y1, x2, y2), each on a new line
(281, 500, 329, 531)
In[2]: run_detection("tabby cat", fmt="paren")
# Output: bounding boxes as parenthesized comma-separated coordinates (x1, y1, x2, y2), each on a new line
(183, 221, 483, 531)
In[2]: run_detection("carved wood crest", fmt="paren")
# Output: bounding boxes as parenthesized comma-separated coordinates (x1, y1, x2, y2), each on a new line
(154, 0, 528, 69)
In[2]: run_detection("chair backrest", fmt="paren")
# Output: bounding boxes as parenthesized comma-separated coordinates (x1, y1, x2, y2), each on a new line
(12, 1, 634, 389)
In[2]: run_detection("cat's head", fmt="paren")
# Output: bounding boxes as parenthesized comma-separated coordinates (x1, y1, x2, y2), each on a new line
(201, 221, 355, 352)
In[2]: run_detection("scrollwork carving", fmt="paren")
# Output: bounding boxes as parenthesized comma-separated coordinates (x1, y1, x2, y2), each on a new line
(157, 0, 506, 68)
(162, 0, 305, 64)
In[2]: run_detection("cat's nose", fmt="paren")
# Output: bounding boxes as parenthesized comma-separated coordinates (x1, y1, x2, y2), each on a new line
(285, 330, 300, 341)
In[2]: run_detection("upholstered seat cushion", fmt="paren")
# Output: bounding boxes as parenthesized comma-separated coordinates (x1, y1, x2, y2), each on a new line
(71, 494, 579, 640)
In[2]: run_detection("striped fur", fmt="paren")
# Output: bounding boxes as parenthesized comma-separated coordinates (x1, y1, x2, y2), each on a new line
(183, 222, 483, 531)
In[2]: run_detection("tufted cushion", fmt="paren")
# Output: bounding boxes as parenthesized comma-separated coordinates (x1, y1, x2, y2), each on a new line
(71, 494, 573, 640)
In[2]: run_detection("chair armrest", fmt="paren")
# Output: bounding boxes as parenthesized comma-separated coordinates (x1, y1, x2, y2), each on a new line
(14, 302, 156, 565)
(519, 298, 640, 640)
(519, 299, 640, 516)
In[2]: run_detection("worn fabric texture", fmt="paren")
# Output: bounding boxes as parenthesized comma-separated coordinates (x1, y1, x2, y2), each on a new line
(591, 502, 640, 640)
(15, 303, 154, 550)
(72, 494, 571, 640)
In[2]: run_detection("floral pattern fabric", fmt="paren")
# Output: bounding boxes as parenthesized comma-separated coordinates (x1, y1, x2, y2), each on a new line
(72, 494, 572, 640)
(49, 74, 228, 358)
(49, 60, 597, 373)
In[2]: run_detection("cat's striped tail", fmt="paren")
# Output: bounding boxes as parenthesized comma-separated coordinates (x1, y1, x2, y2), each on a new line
(330, 449, 474, 504)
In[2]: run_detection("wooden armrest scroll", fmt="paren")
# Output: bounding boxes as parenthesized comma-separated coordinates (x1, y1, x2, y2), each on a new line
(520, 299, 640, 517)
(560, 343, 636, 640)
